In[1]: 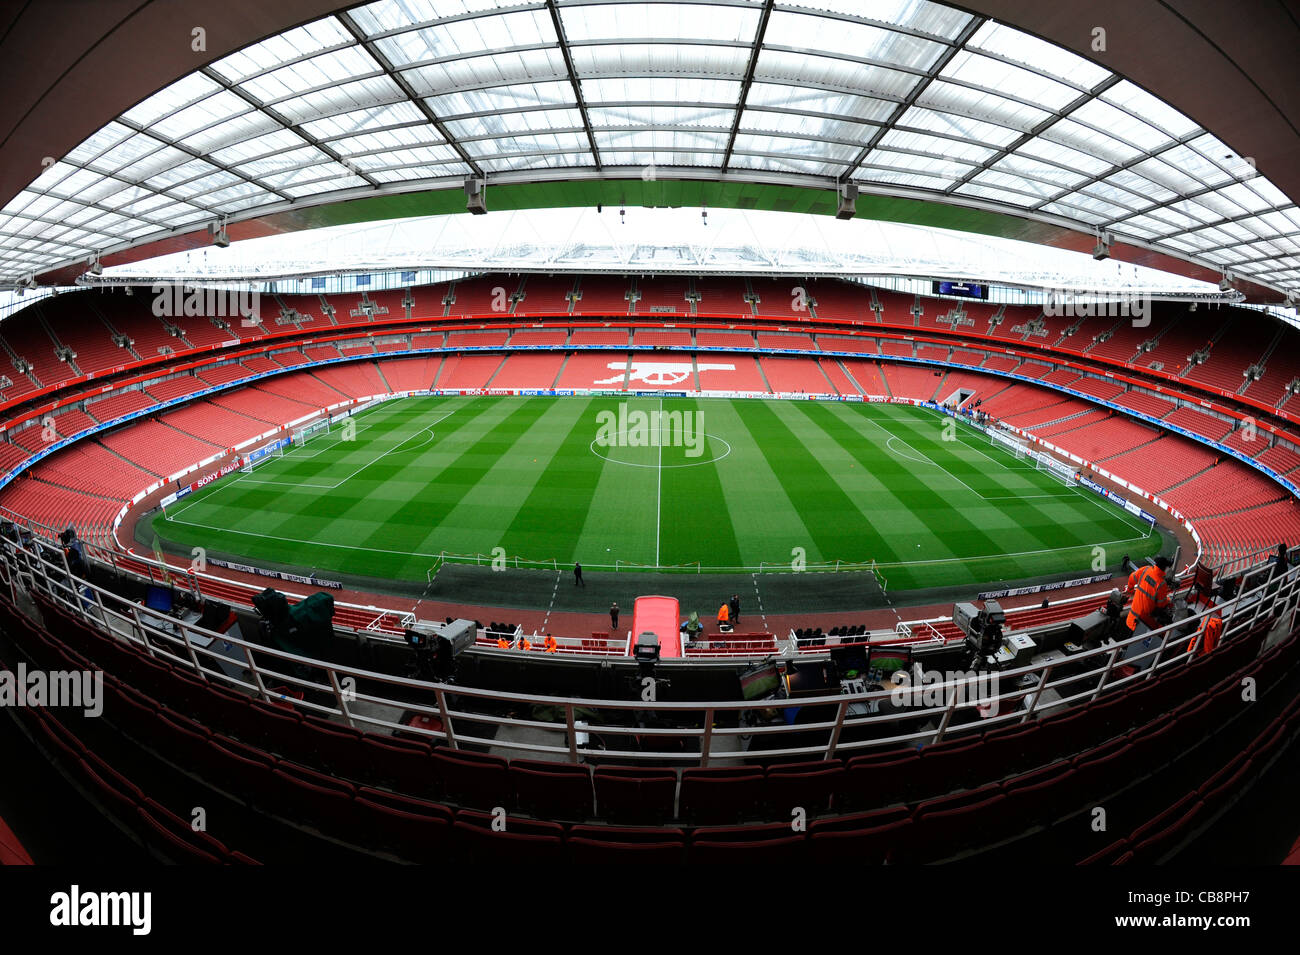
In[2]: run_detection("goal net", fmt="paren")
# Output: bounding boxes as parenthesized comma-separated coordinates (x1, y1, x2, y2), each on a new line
(240, 445, 282, 473)
(1033, 451, 1077, 487)
(293, 418, 330, 447)
(989, 428, 1028, 459)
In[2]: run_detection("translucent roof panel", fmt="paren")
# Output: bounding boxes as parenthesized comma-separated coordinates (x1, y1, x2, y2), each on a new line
(0, 0, 1295, 299)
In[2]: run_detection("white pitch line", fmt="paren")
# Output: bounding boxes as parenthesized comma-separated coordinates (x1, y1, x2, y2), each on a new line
(237, 409, 454, 490)
(156, 514, 448, 560)
(655, 396, 663, 568)
(948, 418, 1154, 538)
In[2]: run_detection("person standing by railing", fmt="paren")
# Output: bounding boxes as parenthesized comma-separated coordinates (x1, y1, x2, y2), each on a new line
(1125, 556, 1172, 634)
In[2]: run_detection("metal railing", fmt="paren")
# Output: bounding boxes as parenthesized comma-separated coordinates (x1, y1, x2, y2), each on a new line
(3, 531, 1295, 767)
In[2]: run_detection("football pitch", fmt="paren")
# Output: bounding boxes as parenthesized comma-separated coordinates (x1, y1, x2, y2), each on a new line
(149, 395, 1164, 593)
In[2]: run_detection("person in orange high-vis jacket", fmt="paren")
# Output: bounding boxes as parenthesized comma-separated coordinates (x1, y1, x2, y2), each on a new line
(544, 634, 557, 653)
(496, 636, 510, 649)
(717, 602, 730, 630)
(519, 635, 532, 652)
(1126, 556, 1173, 632)
(1189, 615, 1223, 657)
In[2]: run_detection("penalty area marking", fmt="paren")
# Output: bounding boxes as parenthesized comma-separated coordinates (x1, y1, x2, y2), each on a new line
(234, 411, 452, 490)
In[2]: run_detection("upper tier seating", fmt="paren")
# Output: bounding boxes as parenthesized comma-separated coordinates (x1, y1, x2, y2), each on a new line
(573, 277, 632, 316)
(516, 276, 574, 316)
(806, 279, 876, 323)
(633, 278, 690, 316)
(509, 328, 568, 346)
(446, 277, 512, 318)
(633, 328, 692, 347)
(693, 279, 750, 316)
(750, 278, 809, 319)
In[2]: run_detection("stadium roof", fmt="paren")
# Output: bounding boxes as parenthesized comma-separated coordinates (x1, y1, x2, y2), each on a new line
(88, 207, 1231, 301)
(2, 1, 1299, 302)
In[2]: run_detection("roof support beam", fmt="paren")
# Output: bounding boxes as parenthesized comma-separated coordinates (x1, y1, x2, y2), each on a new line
(943, 75, 1120, 199)
(840, 16, 985, 182)
(546, 0, 602, 172)
(721, 0, 774, 172)
(336, 10, 483, 180)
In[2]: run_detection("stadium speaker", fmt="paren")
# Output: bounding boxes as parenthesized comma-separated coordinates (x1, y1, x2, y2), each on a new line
(465, 177, 487, 215)
(836, 182, 858, 220)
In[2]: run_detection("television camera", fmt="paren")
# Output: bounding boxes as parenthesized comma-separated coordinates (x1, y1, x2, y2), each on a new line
(954, 599, 1006, 669)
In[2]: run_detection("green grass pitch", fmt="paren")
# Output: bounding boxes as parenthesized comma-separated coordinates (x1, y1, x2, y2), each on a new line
(149, 395, 1163, 592)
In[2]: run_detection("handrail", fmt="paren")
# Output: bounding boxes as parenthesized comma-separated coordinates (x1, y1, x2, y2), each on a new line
(5, 532, 1294, 766)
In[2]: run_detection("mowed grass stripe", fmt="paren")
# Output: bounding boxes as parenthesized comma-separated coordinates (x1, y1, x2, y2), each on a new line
(172, 396, 491, 533)
(806, 401, 1011, 583)
(658, 397, 744, 569)
(903, 405, 1160, 567)
(732, 400, 897, 564)
(408, 397, 591, 557)
(337, 398, 555, 574)
(256, 398, 446, 486)
(860, 404, 1094, 564)
(501, 396, 646, 565)
(838, 403, 1157, 586)
(566, 396, 662, 566)
(777, 401, 944, 565)
(695, 398, 822, 567)
(158, 397, 541, 578)
(879, 404, 1141, 546)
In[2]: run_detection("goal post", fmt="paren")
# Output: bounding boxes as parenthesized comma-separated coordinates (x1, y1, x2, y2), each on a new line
(292, 418, 330, 447)
(1033, 450, 1077, 487)
(240, 446, 282, 474)
(989, 427, 1028, 459)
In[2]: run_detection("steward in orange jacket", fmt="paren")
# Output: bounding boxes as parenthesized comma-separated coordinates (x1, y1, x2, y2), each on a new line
(544, 634, 558, 653)
(1127, 557, 1172, 631)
